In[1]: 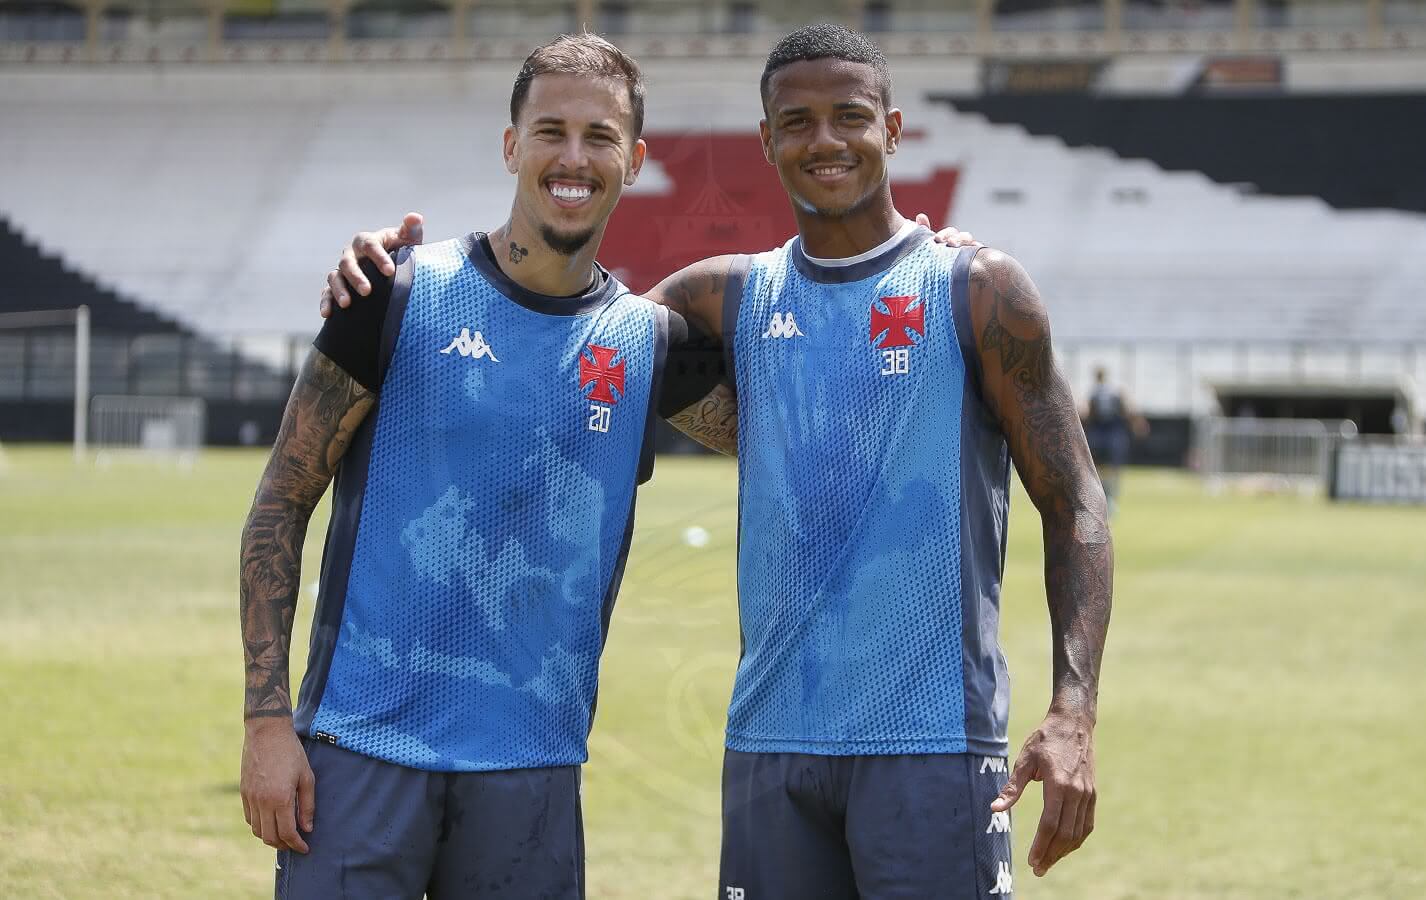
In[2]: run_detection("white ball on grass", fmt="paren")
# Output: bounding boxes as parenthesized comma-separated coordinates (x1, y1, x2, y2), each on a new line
(681, 526, 710, 548)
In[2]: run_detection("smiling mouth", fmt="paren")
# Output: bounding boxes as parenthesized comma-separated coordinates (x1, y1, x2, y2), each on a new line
(804, 162, 857, 180)
(545, 179, 597, 208)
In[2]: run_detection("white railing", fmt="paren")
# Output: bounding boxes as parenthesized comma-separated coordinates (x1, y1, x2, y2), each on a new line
(1199, 416, 1358, 493)
(90, 394, 206, 463)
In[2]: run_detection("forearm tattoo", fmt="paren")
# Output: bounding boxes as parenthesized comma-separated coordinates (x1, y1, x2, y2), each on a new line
(973, 253, 1112, 718)
(239, 352, 374, 719)
(649, 256, 733, 343)
(667, 382, 738, 456)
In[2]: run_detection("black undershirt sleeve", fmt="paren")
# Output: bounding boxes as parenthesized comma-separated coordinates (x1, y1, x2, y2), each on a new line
(657, 310, 727, 418)
(313, 256, 395, 393)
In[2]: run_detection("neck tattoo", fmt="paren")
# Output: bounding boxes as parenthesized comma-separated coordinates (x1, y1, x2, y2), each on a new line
(509, 242, 529, 264)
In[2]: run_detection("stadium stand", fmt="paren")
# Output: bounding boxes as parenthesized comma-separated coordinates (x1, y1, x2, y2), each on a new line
(940, 94, 1426, 215)
(0, 211, 290, 442)
(0, 214, 182, 333)
(4, 66, 1424, 348)
(938, 106, 1426, 345)
(1, 48, 1423, 445)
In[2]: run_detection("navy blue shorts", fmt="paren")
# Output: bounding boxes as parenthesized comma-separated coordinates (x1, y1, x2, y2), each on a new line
(720, 751, 1014, 899)
(275, 737, 584, 899)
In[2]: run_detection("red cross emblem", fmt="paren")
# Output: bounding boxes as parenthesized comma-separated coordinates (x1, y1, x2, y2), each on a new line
(870, 295, 925, 349)
(578, 343, 626, 404)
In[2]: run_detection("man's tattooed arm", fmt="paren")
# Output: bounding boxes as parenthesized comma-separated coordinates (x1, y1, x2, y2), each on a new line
(971, 248, 1111, 874)
(239, 350, 375, 719)
(647, 255, 734, 338)
(970, 249, 1111, 719)
(648, 256, 739, 454)
(666, 382, 738, 456)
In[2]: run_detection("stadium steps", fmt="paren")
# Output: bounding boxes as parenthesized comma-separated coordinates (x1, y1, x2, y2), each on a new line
(0, 214, 295, 402)
(932, 104, 1426, 348)
(0, 67, 1421, 414)
(0, 215, 183, 334)
(936, 93, 1426, 216)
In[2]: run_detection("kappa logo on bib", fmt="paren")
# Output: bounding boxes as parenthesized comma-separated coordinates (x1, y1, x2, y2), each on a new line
(439, 328, 500, 362)
(761, 311, 806, 339)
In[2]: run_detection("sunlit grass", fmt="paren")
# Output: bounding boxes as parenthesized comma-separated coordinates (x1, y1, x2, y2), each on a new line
(1, 449, 1422, 898)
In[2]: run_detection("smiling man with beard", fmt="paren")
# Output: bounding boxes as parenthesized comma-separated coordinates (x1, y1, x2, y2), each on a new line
(237, 34, 741, 899)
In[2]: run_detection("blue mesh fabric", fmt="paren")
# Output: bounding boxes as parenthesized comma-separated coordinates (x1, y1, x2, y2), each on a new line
(310, 238, 657, 771)
(727, 236, 1007, 755)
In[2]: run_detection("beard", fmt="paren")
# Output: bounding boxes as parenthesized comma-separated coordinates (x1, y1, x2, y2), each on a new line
(798, 187, 881, 219)
(539, 223, 597, 256)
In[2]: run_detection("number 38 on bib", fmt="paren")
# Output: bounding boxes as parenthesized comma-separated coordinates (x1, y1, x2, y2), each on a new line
(870, 295, 925, 377)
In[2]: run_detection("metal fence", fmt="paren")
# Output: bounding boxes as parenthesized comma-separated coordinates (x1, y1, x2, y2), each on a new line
(90, 394, 207, 456)
(3, 332, 1422, 418)
(1199, 416, 1359, 492)
(0, 331, 302, 404)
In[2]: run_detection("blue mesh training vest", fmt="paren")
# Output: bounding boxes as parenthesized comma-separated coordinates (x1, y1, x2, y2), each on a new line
(294, 234, 668, 771)
(724, 225, 1011, 757)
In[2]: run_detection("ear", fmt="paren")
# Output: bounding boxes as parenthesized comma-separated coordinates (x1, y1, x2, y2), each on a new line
(884, 107, 903, 156)
(624, 138, 648, 186)
(759, 119, 774, 165)
(502, 124, 519, 175)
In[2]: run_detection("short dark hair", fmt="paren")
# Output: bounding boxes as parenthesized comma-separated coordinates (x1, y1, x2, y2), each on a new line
(760, 23, 892, 112)
(510, 32, 646, 138)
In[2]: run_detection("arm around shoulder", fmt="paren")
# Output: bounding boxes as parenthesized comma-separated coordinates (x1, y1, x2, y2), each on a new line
(646, 254, 738, 338)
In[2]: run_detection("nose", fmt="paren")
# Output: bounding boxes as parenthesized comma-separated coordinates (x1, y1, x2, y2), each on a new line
(558, 134, 590, 173)
(807, 116, 846, 157)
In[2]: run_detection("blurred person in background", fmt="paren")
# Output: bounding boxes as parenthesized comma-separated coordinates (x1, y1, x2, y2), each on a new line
(1081, 366, 1149, 512)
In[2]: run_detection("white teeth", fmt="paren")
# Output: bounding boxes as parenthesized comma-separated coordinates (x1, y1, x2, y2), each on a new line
(812, 166, 848, 176)
(550, 184, 592, 201)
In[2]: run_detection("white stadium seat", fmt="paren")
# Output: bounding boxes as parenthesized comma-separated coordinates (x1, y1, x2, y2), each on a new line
(2, 62, 1423, 413)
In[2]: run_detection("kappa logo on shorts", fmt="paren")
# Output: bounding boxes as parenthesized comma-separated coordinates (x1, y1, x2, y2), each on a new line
(986, 810, 1011, 834)
(989, 861, 1014, 895)
(980, 756, 1008, 775)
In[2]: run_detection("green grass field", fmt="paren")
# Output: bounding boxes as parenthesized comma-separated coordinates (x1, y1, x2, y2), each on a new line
(1, 446, 1423, 898)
